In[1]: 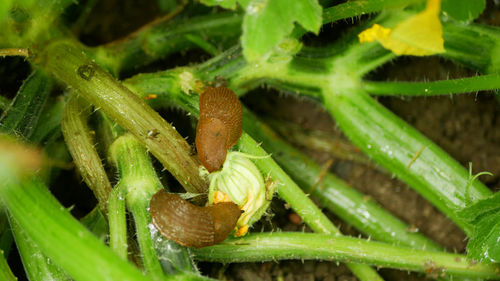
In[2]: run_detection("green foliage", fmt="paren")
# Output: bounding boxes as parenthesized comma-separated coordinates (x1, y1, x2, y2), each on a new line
(80, 208, 109, 243)
(200, 0, 237, 9)
(0, 0, 12, 24)
(200, 0, 322, 61)
(1, 1, 500, 281)
(0, 70, 52, 140)
(460, 191, 500, 263)
(157, 0, 181, 12)
(442, 0, 486, 22)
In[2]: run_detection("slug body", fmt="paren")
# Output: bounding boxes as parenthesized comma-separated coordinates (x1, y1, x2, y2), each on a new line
(149, 190, 241, 248)
(196, 86, 242, 172)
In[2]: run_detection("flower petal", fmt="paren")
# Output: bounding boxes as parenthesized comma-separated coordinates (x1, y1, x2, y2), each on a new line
(358, 0, 445, 56)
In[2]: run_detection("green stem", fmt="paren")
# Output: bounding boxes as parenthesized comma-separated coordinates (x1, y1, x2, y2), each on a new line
(92, 12, 242, 75)
(125, 70, 384, 281)
(263, 118, 373, 166)
(193, 233, 500, 280)
(4, 176, 210, 281)
(292, 0, 421, 38)
(108, 183, 128, 260)
(80, 207, 108, 242)
(111, 134, 210, 280)
(0, 249, 16, 281)
(9, 216, 69, 281)
(242, 109, 442, 251)
(322, 87, 491, 235)
(125, 68, 442, 249)
(39, 39, 206, 194)
(0, 212, 13, 257)
(110, 134, 164, 279)
(363, 74, 500, 96)
(237, 134, 336, 235)
(322, 0, 421, 24)
(130, 202, 165, 280)
(236, 134, 384, 281)
(0, 176, 154, 281)
(61, 95, 112, 214)
(0, 95, 9, 111)
(442, 22, 500, 74)
(183, 34, 220, 56)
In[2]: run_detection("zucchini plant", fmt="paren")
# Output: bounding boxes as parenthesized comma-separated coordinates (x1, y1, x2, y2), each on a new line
(0, 0, 499, 280)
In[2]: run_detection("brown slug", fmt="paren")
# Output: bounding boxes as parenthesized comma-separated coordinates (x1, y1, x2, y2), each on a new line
(149, 190, 241, 248)
(195, 86, 242, 172)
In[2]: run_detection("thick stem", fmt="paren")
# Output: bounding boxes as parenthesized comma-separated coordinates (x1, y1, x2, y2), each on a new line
(126, 72, 384, 281)
(92, 13, 242, 75)
(39, 40, 206, 194)
(108, 183, 128, 260)
(443, 22, 500, 74)
(238, 135, 384, 281)
(110, 134, 165, 279)
(110, 134, 202, 279)
(0, 176, 154, 281)
(0, 249, 17, 281)
(193, 233, 500, 279)
(9, 216, 69, 281)
(61, 95, 112, 214)
(241, 109, 443, 251)
(130, 202, 165, 280)
(363, 74, 500, 96)
(322, 87, 491, 235)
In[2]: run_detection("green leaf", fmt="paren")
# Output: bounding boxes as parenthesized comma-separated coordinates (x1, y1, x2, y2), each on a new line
(458, 191, 500, 224)
(241, 0, 322, 61)
(200, 0, 322, 61)
(80, 208, 109, 243)
(466, 210, 500, 263)
(460, 192, 500, 263)
(0, 70, 53, 140)
(200, 0, 238, 9)
(442, 0, 486, 22)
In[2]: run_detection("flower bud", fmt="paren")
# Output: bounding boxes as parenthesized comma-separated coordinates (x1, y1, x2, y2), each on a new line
(206, 151, 270, 236)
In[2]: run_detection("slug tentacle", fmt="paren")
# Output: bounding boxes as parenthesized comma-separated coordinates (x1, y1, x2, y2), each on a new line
(149, 190, 241, 248)
(196, 86, 242, 172)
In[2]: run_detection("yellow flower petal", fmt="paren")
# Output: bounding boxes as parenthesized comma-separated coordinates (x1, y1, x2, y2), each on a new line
(235, 225, 249, 237)
(358, 24, 392, 43)
(358, 0, 444, 56)
(213, 191, 232, 203)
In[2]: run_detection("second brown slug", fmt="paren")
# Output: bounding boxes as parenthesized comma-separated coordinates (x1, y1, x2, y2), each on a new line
(195, 86, 242, 172)
(149, 190, 241, 248)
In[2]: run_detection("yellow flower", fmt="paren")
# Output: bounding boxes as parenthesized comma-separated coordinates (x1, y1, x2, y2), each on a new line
(358, 0, 444, 56)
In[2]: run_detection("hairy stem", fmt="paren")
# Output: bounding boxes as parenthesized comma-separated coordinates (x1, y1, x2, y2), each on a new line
(363, 74, 500, 96)
(322, 87, 491, 235)
(39, 40, 206, 194)
(9, 216, 69, 281)
(108, 183, 128, 260)
(61, 95, 112, 214)
(193, 233, 500, 279)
